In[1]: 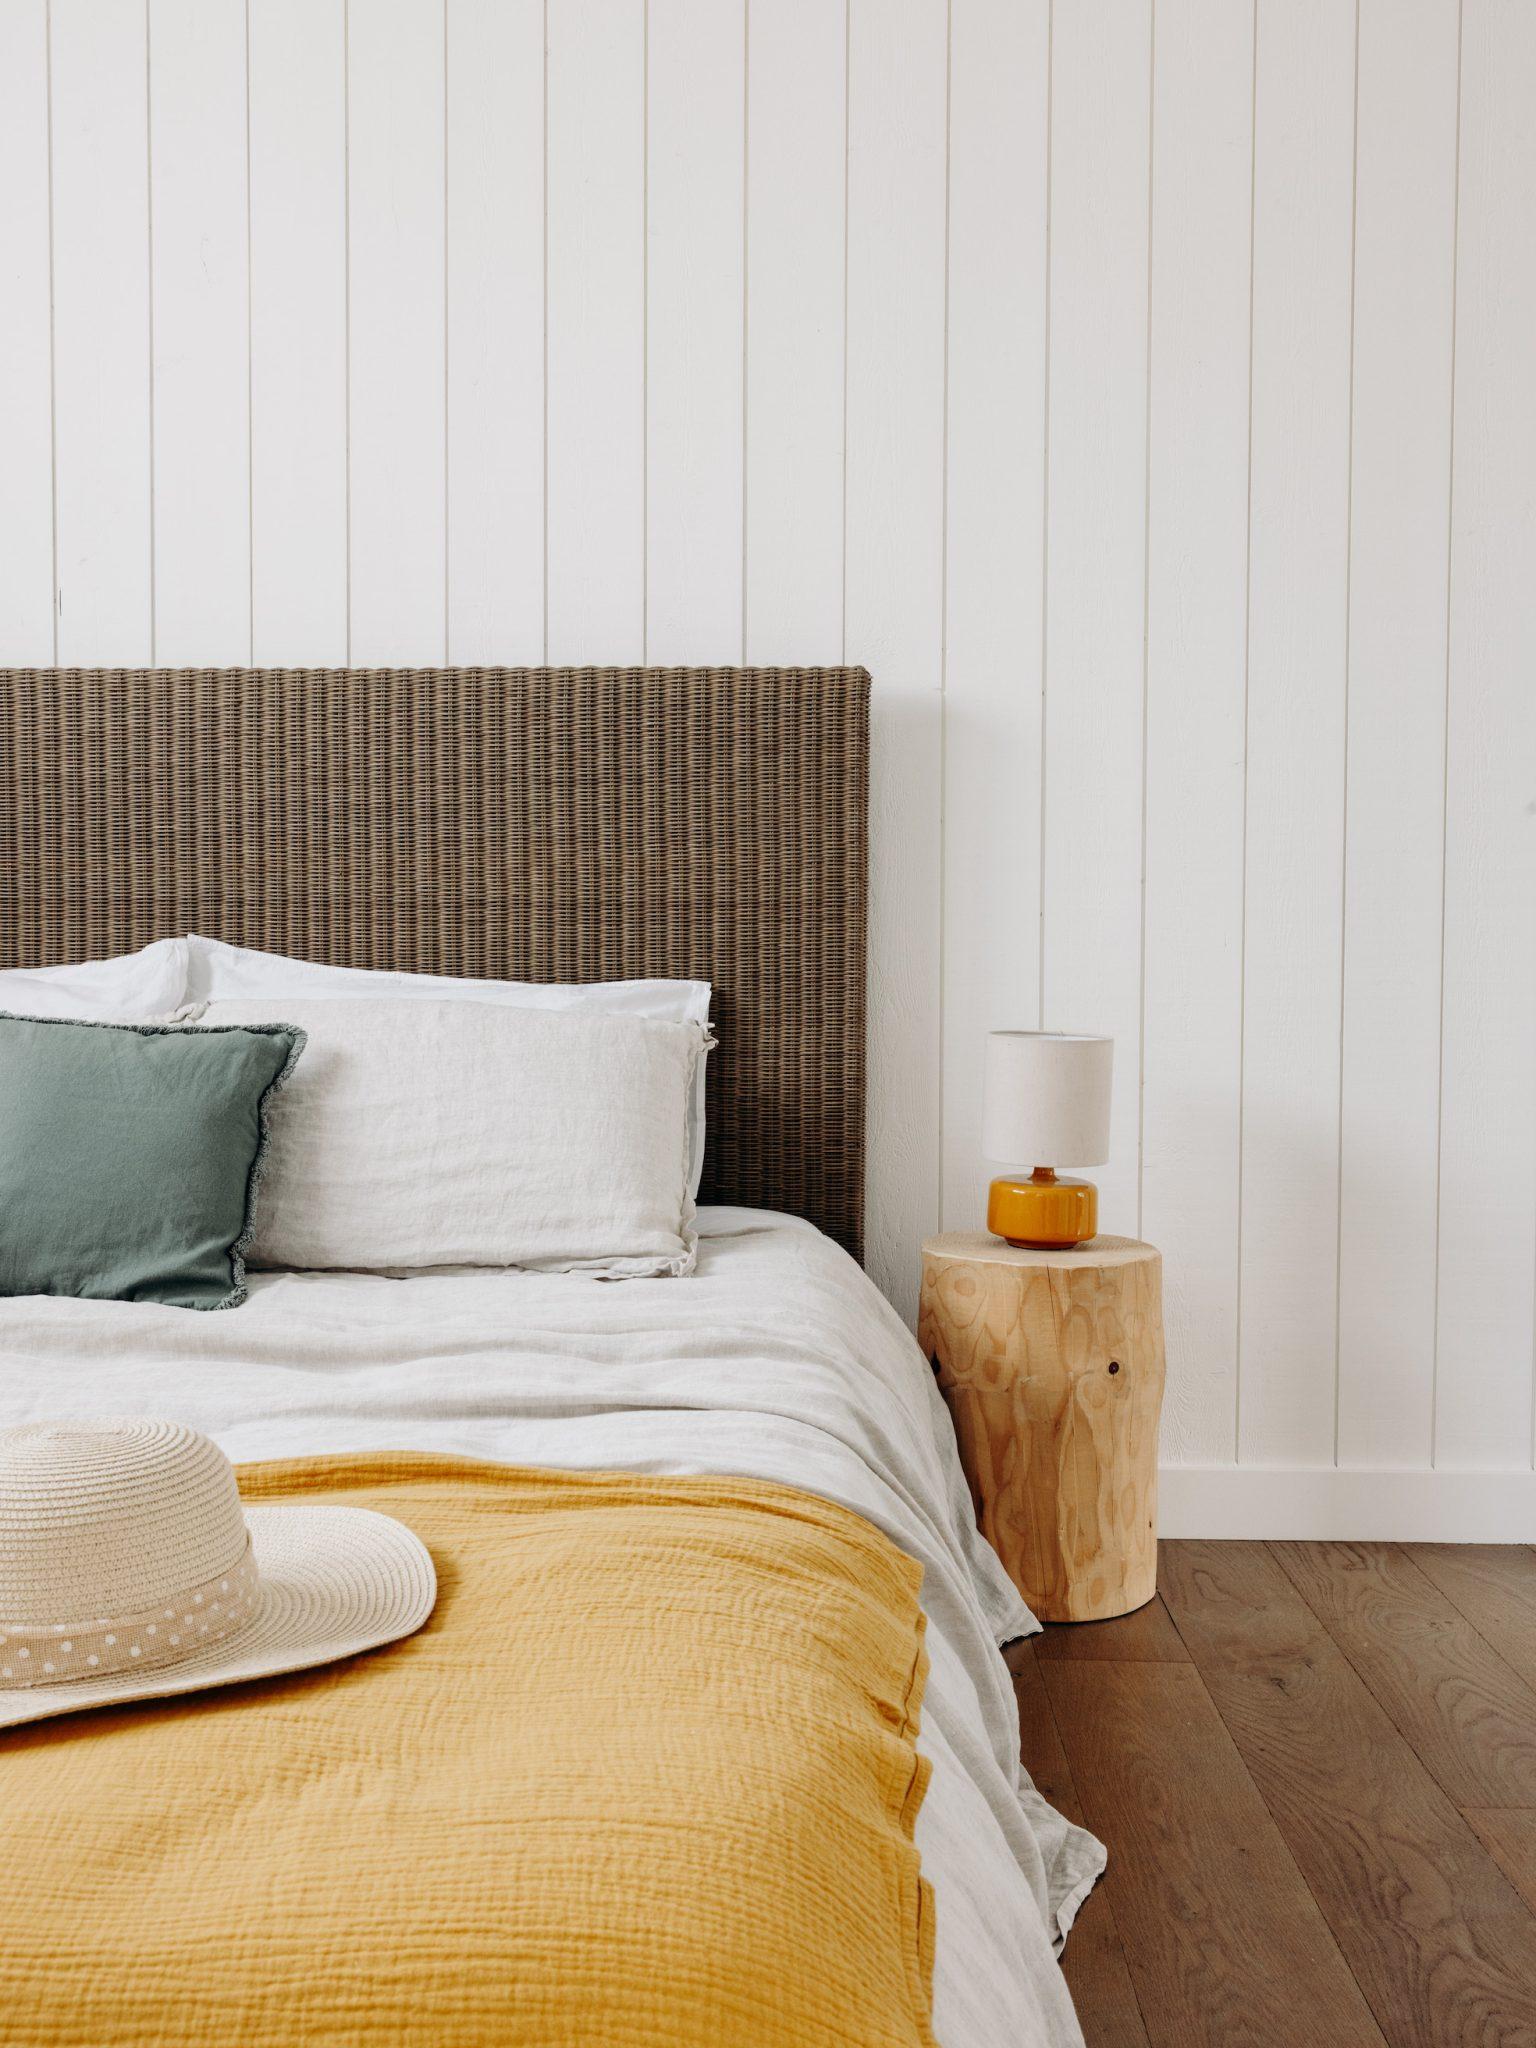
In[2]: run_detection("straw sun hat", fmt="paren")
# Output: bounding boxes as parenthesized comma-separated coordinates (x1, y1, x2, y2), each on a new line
(0, 1419, 436, 1730)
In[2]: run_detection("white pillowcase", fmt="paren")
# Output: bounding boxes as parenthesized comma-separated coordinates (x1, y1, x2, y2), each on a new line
(186, 935, 712, 1197)
(0, 939, 190, 1022)
(203, 997, 707, 1278)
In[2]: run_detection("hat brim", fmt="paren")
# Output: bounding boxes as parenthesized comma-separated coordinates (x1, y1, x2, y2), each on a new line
(0, 1505, 436, 1731)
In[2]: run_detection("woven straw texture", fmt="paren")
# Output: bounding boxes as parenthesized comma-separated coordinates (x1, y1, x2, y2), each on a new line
(0, 1419, 247, 1623)
(0, 1421, 436, 1724)
(0, 667, 869, 1258)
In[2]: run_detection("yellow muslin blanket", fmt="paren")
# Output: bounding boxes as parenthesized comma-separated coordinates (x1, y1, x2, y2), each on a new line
(0, 1454, 937, 2048)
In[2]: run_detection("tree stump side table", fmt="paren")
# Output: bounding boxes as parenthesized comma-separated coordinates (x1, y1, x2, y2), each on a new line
(917, 1232, 1167, 1624)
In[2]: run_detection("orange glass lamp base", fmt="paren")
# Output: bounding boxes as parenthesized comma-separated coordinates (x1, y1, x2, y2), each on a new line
(987, 1168, 1098, 1250)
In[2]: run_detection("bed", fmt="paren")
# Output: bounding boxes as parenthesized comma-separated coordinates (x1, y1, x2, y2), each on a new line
(0, 667, 1103, 2048)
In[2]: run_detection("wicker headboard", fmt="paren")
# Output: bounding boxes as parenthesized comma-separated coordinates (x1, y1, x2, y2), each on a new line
(0, 667, 870, 1258)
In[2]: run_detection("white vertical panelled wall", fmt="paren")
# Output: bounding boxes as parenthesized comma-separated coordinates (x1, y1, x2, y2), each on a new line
(1, 0, 1532, 1538)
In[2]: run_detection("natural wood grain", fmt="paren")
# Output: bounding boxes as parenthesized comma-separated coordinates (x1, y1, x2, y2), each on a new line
(918, 1235, 1166, 1622)
(1010, 1643, 1152, 2047)
(1162, 1540, 1536, 2047)
(1406, 1544, 1536, 1694)
(922, 1231, 1161, 1272)
(1032, 1593, 1190, 1664)
(1041, 1656, 1386, 2045)
(1465, 1810, 1536, 1920)
(1273, 1540, 1536, 1808)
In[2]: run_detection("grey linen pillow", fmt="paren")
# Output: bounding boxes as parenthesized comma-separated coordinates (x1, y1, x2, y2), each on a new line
(0, 1013, 305, 1310)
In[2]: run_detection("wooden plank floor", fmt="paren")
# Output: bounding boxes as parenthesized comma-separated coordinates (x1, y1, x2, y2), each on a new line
(1015, 1540, 1536, 2047)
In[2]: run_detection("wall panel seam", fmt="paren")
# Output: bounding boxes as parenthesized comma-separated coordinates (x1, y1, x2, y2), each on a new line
(1234, 0, 1260, 1465)
(342, 0, 353, 664)
(1332, 0, 1362, 1472)
(1135, 0, 1155, 1241)
(839, 0, 850, 665)
(244, 0, 254, 664)
(144, 0, 157, 664)
(936, 0, 952, 1234)
(548, 0, 557, 659)
(1037, 0, 1053, 1031)
(739, 0, 749, 665)
(1431, 0, 1466, 1476)
(45, 0, 58, 663)
(441, 0, 449, 661)
(640, 0, 649, 664)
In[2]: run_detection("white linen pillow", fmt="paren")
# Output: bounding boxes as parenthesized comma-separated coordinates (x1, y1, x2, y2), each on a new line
(202, 997, 707, 1278)
(0, 939, 190, 1022)
(186, 935, 712, 1197)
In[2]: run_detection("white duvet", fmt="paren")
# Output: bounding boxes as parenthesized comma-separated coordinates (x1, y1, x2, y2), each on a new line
(0, 1207, 1102, 2048)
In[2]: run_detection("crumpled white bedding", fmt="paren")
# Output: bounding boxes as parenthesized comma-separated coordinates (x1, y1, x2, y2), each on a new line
(0, 1206, 1103, 2048)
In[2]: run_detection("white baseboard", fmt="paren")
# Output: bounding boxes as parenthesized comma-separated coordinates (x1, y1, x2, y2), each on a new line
(1158, 1465, 1536, 1542)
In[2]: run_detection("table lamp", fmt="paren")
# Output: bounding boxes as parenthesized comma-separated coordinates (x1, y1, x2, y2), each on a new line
(982, 1031, 1113, 1249)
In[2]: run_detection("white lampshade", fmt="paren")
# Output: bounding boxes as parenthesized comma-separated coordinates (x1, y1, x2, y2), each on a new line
(981, 1032, 1113, 1168)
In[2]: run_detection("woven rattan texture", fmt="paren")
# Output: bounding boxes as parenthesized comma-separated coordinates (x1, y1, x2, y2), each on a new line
(0, 668, 869, 1258)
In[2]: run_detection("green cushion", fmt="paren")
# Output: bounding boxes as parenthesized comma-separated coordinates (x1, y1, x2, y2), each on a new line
(0, 1014, 305, 1310)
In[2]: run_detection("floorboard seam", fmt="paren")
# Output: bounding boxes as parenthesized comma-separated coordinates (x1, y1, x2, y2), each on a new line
(1017, 1642, 1154, 2046)
(1171, 1658, 1398, 2038)
(1163, 1548, 1390, 2044)
(1395, 1542, 1536, 1699)
(1270, 1539, 1536, 1811)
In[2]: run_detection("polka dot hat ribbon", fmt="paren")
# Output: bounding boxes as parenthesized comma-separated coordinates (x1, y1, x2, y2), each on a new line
(0, 1416, 439, 1732)
(1, 1535, 259, 1688)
